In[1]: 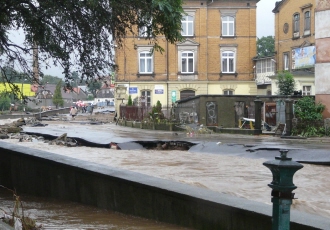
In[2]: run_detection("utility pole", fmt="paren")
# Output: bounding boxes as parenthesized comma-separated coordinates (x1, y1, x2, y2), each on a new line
(33, 42, 39, 83)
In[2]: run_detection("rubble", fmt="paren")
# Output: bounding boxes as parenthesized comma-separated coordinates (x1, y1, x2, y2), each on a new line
(48, 133, 77, 147)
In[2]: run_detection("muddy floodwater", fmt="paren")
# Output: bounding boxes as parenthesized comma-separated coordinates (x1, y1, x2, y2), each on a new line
(0, 189, 190, 229)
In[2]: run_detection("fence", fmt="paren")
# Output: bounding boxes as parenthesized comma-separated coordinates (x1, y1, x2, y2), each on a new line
(120, 105, 172, 121)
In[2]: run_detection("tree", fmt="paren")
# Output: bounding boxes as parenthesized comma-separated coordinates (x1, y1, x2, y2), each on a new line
(40, 75, 63, 85)
(0, 92, 11, 111)
(127, 95, 133, 106)
(275, 71, 296, 96)
(52, 81, 64, 108)
(0, 0, 184, 91)
(257, 36, 275, 57)
(87, 81, 102, 98)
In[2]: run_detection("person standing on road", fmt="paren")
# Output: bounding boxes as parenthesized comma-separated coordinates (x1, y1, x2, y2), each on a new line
(70, 107, 78, 120)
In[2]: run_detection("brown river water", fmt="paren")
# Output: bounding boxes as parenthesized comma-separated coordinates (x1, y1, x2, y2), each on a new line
(0, 189, 190, 229)
(1, 121, 330, 228)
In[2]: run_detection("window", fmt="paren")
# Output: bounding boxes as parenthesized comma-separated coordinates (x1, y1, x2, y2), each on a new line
(180, 90, 195, 100)
(222, 51, 235, 73)
(303, 86, 311, 95)
(304, 11, 311, 35)
(181, 15, 194, 36)
(223, 90, 233, 95)
(222, 16, 235, 36)
(139, 25, 148, 37)
(256, 59, 275, 74)
(139, 14, 152, 37)
(139, 51, 153, 73)
(181, 51, 194, 73)
(283, 53, 289, 71)
(293, 13, 300, 37)
(177, 39, 199, 78)
(141, 90, 151, 107)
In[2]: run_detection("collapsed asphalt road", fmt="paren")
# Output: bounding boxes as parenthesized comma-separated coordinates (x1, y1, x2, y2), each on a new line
(20, 122, 330, 165)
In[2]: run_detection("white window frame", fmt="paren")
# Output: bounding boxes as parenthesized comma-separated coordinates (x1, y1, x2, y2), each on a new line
(139, 19, 152, 37)
(181, 51, 194, 73)
(136, 46, 154, 74)
(220, 45, 237, 74)
(222, 16, 235, 37)
(139, 51, 153, 73)
(222, 51, 235, 73)
(302, 85, 311, 95)
(283, 52, 289, 71)
(139, 25, 148, 37)
(177, 40, 199, 77)
(181, 14, 194, 36)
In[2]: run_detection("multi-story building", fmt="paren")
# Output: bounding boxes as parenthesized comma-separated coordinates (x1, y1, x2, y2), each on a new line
(315, 0, 330, 118)
(271, 0, 316, 96)
(115, 0, 259, 110)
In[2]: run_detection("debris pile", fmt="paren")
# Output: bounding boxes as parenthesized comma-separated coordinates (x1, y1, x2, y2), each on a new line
(47, 133, 77, 147)
(0, 118, 26, 139)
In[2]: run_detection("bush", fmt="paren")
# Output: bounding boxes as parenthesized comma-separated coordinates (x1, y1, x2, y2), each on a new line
(294, 97, 325, 122)
(292, 97, 326, 137)
(149, 100, 164, 122)
(127, 95, 133, 106)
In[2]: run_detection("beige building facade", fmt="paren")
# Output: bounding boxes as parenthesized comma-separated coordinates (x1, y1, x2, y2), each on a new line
(115, 0, 259, 108)
(271, 0, 316, 96)
(315, 0, 330, 117)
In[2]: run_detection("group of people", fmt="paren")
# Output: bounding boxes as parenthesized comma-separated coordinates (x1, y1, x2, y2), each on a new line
(69, 104, 94, 120)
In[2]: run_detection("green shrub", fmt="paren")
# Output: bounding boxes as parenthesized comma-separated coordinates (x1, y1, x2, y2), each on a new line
(127, 95, 133, 106)
(294, 97, 325, 122)
(292, 97, 326, 137)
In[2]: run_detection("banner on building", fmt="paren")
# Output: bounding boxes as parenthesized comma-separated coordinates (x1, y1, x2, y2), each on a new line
(292, 46, 315, 70)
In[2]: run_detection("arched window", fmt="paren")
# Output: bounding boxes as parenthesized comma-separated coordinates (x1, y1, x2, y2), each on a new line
(141, 90, 151, 107)
(180, 90, 195, 100)
(293, 13, 300, 37)
(304, 11, 311, 35)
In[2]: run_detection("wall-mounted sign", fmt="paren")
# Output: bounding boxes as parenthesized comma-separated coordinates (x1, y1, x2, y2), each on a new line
(155, 85, 164, 94)
(171, 91, 176, 102)
(129, 87, 138, 94)
(292, 46, 315, 70)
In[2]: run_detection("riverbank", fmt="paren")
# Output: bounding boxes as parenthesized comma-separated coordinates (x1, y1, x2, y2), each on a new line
(0, 117, 330, 222)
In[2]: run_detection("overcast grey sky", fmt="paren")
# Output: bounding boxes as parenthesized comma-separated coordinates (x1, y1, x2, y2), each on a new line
(257, 0, 277, 38)
(9, 1, 278, 78)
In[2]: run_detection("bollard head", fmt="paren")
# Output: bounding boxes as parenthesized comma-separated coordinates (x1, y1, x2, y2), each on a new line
(263, 149, 303, 193)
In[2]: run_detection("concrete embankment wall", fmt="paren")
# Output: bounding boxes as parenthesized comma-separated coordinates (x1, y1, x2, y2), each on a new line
(0, 142, 328, 230)
(0, 108, 70, 120)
